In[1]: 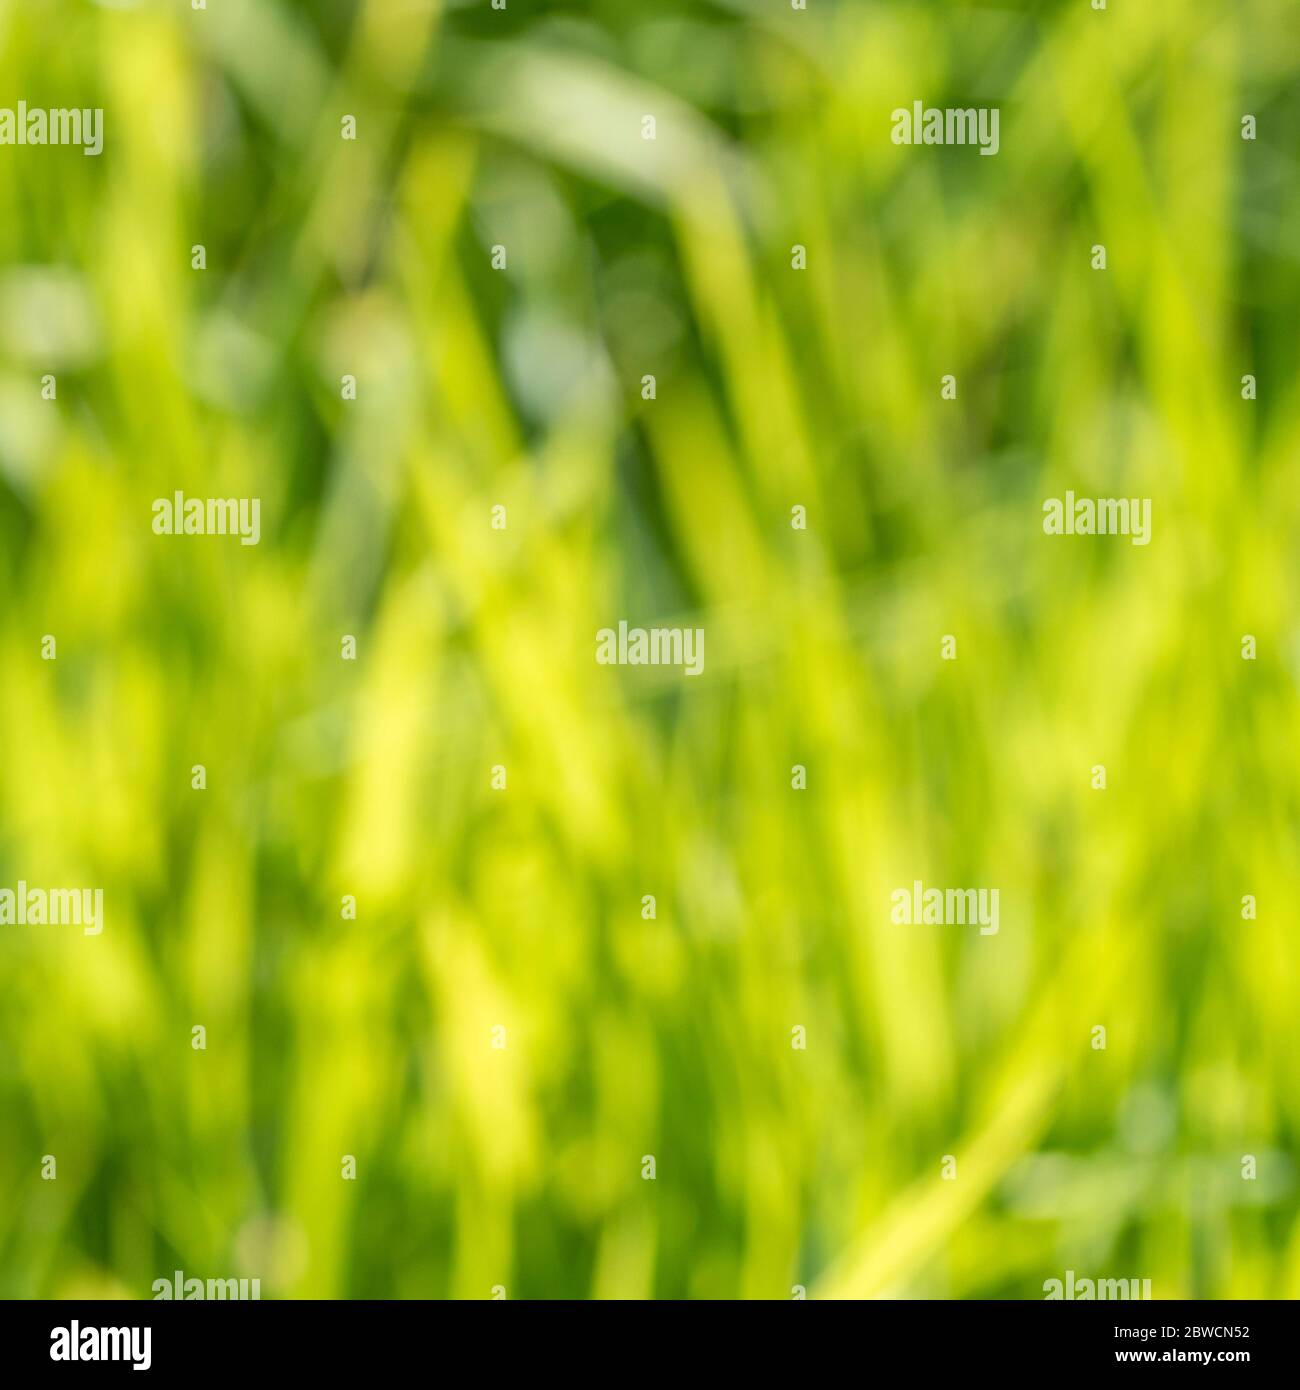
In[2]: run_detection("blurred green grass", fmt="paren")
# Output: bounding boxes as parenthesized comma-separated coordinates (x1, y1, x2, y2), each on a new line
(1, 0, 1298, 1299)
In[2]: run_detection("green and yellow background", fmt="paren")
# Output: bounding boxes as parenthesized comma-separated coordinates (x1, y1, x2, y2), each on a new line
(1, 0, 1298, 1299)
